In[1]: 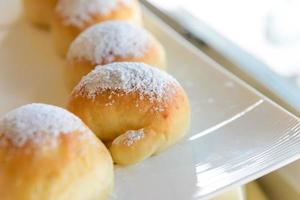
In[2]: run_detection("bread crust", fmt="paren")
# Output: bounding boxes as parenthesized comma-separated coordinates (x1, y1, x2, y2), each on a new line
(68, 63, 190, 165)
(65, 39, 166, 91)
(0, 105, 114, 200)
(52, 0, 142, 56)
(23, 0, 57, 27)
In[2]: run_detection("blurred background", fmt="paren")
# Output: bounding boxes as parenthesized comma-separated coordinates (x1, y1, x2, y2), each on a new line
(145, 0, 300, 116)
(153, 0, 300, 82)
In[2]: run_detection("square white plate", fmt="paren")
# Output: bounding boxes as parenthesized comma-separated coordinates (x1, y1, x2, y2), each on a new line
(0, 1, 299, 199)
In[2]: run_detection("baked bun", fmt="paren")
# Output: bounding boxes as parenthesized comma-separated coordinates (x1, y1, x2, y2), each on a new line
(0, 103, 113, 200)
(67, 62, 190, 165)
(23, 0, 57, 27)
(53, 0, 142, 56)
(65, 21, 166, 90)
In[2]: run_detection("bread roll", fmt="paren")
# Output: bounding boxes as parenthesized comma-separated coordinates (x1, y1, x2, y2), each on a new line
(68, 62, 190, 165)
(66, 21, 166, 90)
(53, 0, 142, 56)
(0, 103, 113, 200)
(23, 0, 57, 27)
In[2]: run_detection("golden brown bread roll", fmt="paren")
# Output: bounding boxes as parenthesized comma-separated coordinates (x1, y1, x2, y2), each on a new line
(0, 103, 113, 200)
(52, 0, 142, 56)
(23, 0, 57, 27)
(65, 21, 166, 90)
(67, 62, 190, 165)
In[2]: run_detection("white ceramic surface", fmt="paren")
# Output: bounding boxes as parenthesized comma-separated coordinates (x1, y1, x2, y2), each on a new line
(0, 1, 299, 200)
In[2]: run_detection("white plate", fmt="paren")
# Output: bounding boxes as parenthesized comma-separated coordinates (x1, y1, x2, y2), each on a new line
(0, 1, 299, 200)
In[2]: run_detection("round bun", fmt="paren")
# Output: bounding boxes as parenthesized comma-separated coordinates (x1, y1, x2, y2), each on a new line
(0, 103, 113, 200)
(52, 0, 142, 56)
(23, 0, 57, 27)
(67, 62, 190, 165)
(65, 21, 166, 90)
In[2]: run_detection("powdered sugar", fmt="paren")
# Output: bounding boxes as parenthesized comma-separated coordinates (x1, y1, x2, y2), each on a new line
(0, 104, 88, 148)
(113, 129, 144, 146)
(68, 21, 151, 64)
(56, 0, 134, 28)
(73, 62, 180, 111)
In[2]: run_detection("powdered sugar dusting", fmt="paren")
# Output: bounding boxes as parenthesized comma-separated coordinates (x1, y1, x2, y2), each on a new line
(68, 21, 151, 64)
(113, 129, 144, 146)
(73, 62, 180, 112)
(0, 104, 88, 148)
(56, 0, 134, 28)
